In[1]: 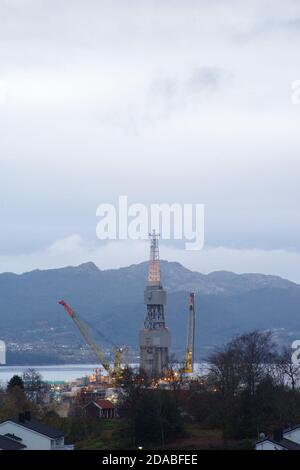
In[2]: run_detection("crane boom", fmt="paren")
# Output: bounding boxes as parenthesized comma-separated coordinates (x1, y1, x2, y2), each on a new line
(58, 300, 110, 372)
(184, 293, 196, 374)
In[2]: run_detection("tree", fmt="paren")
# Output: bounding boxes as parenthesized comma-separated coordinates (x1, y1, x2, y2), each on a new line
(233, 331, 278, 437)
(116, 367, 150, 447)
(208, 343, 242, 445)
(185, 380, 221, 429)
(22, 368, 45, 403)
(276, 346, 300, 391)
(207, 330, 278, 441)
(117, 367, 182, 448)
(23, 368, 43, 392)
(132, 390, 182, 448)
(7, 375, 24, 391)
(208, 345, 241, 397)
(0, 383, 38, 422)
(231, 330, 277, 398)
(165, 355, 186, 406)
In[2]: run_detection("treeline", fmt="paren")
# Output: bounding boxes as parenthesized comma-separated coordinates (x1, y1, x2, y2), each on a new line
(1, 331, 300, 449)
(111, 330, 300, 449)
(183, 330, 300, 447)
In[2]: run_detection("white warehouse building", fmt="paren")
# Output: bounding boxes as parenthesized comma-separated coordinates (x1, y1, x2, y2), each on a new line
(0, 341, 6, 365)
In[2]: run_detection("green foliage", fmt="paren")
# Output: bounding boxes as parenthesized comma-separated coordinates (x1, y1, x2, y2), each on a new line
(121, 388, 183, 448)
(7, 375, 24, 391)
(76, 419, 127, 450)
(236, 439, 255, 450)
(0, 386, 38, 421)
(116, 367, 184, 448)
(185, 389, 222, 429)
(42, 411, 103, 444)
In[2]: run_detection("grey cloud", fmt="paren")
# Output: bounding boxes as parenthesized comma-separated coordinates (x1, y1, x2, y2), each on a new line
(185, 67, 231, 94)
(145, 67, 232, 121)
(232, 18, 300, 43)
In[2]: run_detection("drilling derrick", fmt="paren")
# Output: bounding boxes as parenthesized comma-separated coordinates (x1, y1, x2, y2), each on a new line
(139, 230, 171, 378)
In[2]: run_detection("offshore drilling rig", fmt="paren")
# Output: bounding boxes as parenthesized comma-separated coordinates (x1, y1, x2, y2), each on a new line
(139, 230, 171, 378)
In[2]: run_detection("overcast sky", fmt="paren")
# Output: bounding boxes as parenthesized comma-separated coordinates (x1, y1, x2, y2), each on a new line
(1, 0, 300, 281)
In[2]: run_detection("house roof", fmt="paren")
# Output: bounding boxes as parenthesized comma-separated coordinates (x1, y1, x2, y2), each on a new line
(256, 437, 300, 450)
(0, 435, 26, 450)
(283, 424, 300, 434)
(86, 399, 115, 409)
(8, 418, 64, 439)
(280, 438, 300, 450)
(256, 437, 284, 448)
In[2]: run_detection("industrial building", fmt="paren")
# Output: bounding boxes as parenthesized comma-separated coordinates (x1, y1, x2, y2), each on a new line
(139, 230, 171, 378)
(0, 340, 6, 365)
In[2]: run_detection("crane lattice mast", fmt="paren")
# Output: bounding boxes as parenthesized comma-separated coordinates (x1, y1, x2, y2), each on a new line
(185, 293, 196, 374)
(58, 300, 110, 372)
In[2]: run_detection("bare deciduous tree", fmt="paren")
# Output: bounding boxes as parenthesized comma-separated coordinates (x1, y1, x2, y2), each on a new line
(276, 346, 300, 391)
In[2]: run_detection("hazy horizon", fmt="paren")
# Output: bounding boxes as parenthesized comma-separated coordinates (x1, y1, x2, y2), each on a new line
(2, 250, 300, 287)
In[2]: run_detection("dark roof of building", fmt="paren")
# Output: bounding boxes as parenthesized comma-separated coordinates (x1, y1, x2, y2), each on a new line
(283, 424, 300, 434)
(9, 418, 64, 439)
(256, 437, 283, 448)
(280, 438, 300, 450)
(256, 437, 300, 450)
(85, 399, 115, 409)
(0, 435, 26, 450)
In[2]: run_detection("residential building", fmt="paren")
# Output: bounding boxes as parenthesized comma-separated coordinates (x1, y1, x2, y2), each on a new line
(0, 435, 26, 450)
(83, 399, 116, 419)
(0, 413, 73, 450)
(256, 426, 300, 450)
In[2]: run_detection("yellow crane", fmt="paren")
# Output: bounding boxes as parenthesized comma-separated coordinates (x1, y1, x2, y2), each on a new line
(58, 300, 125, 380)
(184, 293, 196, 374)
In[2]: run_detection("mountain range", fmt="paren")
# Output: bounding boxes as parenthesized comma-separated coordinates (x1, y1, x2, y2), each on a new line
(1, 261, 300, 364)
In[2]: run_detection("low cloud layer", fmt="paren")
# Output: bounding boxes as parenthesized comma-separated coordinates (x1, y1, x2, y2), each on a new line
(2, 235, 300, 285)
